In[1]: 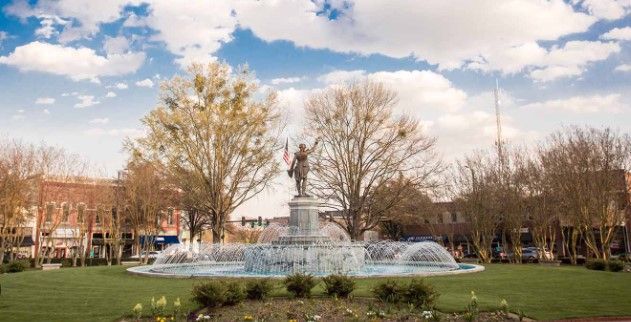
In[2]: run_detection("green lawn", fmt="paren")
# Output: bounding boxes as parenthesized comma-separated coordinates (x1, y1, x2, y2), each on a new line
(0, 264, 630, 321)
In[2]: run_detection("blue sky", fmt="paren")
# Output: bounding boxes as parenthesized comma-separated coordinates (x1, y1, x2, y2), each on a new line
(0, 0, 630, 217)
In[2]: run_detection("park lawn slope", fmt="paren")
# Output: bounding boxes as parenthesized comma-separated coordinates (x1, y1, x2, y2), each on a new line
(1, 264, 630, 321)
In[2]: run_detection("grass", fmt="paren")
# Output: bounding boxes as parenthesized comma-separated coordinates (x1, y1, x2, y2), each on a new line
(0, 264, 630, 321)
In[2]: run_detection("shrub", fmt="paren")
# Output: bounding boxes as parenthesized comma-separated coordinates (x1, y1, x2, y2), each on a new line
(224, 282, 246, 305)
(5, 261, 26, 273)
(246, 279, 274, 300)
(607, 260, 624, 272)
(284, 273, 317, 298)
(404, 279, 438, 308)
(586, 259, 606, 271)
(322, 274, 355, 298)
(192, 281, 227, 308)
(372, 280, 404, 303)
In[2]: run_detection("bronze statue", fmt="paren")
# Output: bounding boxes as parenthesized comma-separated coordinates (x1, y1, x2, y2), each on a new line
(288, 140, 319, 197)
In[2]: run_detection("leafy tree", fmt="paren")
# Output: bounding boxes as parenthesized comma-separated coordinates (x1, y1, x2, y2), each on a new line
(130, 62, 282, 243)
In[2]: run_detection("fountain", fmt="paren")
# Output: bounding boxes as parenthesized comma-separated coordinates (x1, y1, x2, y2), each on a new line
(128, 140, 483, 278)
(127, 195, 483, 278)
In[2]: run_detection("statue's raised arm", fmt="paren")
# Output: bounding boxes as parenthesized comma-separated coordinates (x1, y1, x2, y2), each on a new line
(307, 139, 319, 154)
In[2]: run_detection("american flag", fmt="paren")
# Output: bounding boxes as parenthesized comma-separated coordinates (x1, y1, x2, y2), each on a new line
(283, 138, 291, 166)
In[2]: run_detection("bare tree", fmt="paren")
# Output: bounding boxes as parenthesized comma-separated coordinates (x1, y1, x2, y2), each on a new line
(35, 147, 89, 266)
(121, 158, 170, 264)
(540, 127, 631, 261)
(452, 151, 501, 263)
(0, 140, 39, 264)
(373, 175, 438, 241)
(130, 62, 282, 243)
(224, 224, 262, 244)
(180, 207, 209, 246)
(518, 150, 560, 261)
(305, 81, 441, 241)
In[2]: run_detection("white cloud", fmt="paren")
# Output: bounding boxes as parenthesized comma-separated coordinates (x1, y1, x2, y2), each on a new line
(143, 0, 237, 66)
(74, 95, 100, 108)
(531, 41, 620, 82)
(34, 15, 69, 39)
(317, 69, 468, 113)
(89, 118, 109, 124)
(135, 78, 154, 88)
(601, 27, 631, 41)
(35, 97, 55, 105)
(468, 40, 620, 81)
(4, 0, 143, 43)
(105, 91, 117, 98)
(270, 77, 303, 85)
(317, 70, 367, 84)
(466, 42, 547, 74)
(615, 64, 631, 72)
(521, 93, 627, 113)
(0, 31, 7, 44)
(0, 41, 145, 82)
(576, 0, 629, 20)
(114, 82, 128, 89)
(43, 109, 50, 115)
(236, 0, 596, 70)
(3, 0, 609, 76)
(103, 35, 130, 55)
(123, 12, 146, 28)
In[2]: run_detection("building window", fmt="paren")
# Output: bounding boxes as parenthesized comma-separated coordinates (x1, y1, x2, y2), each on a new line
(156, 213, 162, 226)
(77, 203, 86, 223)
(167, 208, 174, 225)
(95, 205, 102, 224)
(62, 203, 70, 222)
(451, 212, 458, 223)
(45, 203, 54, 223)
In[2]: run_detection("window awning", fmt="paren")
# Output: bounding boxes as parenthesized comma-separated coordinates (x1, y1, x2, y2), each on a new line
(140, 235, 179, 245)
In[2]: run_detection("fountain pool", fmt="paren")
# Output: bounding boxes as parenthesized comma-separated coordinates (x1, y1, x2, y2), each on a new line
(128, 197, 483, 278)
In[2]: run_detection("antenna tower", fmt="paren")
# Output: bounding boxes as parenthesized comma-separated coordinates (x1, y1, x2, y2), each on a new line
(494, 79, 505, 169)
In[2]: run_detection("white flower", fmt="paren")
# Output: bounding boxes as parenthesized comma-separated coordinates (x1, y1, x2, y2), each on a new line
(313, 315, 321, 320)
(421, 310, 433, 318)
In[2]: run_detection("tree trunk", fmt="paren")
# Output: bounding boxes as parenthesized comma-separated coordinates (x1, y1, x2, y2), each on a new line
(189, 229, 196, 247)
(212, 229, 221, 244)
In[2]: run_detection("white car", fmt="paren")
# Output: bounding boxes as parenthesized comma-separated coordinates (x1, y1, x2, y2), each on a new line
(522, 247, 553, 261)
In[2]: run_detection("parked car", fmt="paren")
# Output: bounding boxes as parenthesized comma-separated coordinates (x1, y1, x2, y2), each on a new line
(521, 247, 553, 261)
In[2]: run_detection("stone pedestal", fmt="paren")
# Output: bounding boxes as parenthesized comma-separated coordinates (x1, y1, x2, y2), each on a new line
(288, 196, 320, 234)
(274, 196, 329, 245)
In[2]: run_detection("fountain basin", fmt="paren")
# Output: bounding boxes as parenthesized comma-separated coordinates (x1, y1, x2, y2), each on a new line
(127, 262, 484, 278)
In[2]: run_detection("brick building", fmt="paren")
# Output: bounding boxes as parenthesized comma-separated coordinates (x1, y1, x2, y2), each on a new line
(27, 176, 181, 260)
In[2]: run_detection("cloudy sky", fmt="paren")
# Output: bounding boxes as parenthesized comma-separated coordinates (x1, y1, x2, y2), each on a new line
(0, 0, 630, 218)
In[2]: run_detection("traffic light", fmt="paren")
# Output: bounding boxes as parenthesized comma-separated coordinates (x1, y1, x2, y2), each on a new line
(241, 216, 246, 226)
(257, 216, 262, 226)
(250, 221, 255, 228)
